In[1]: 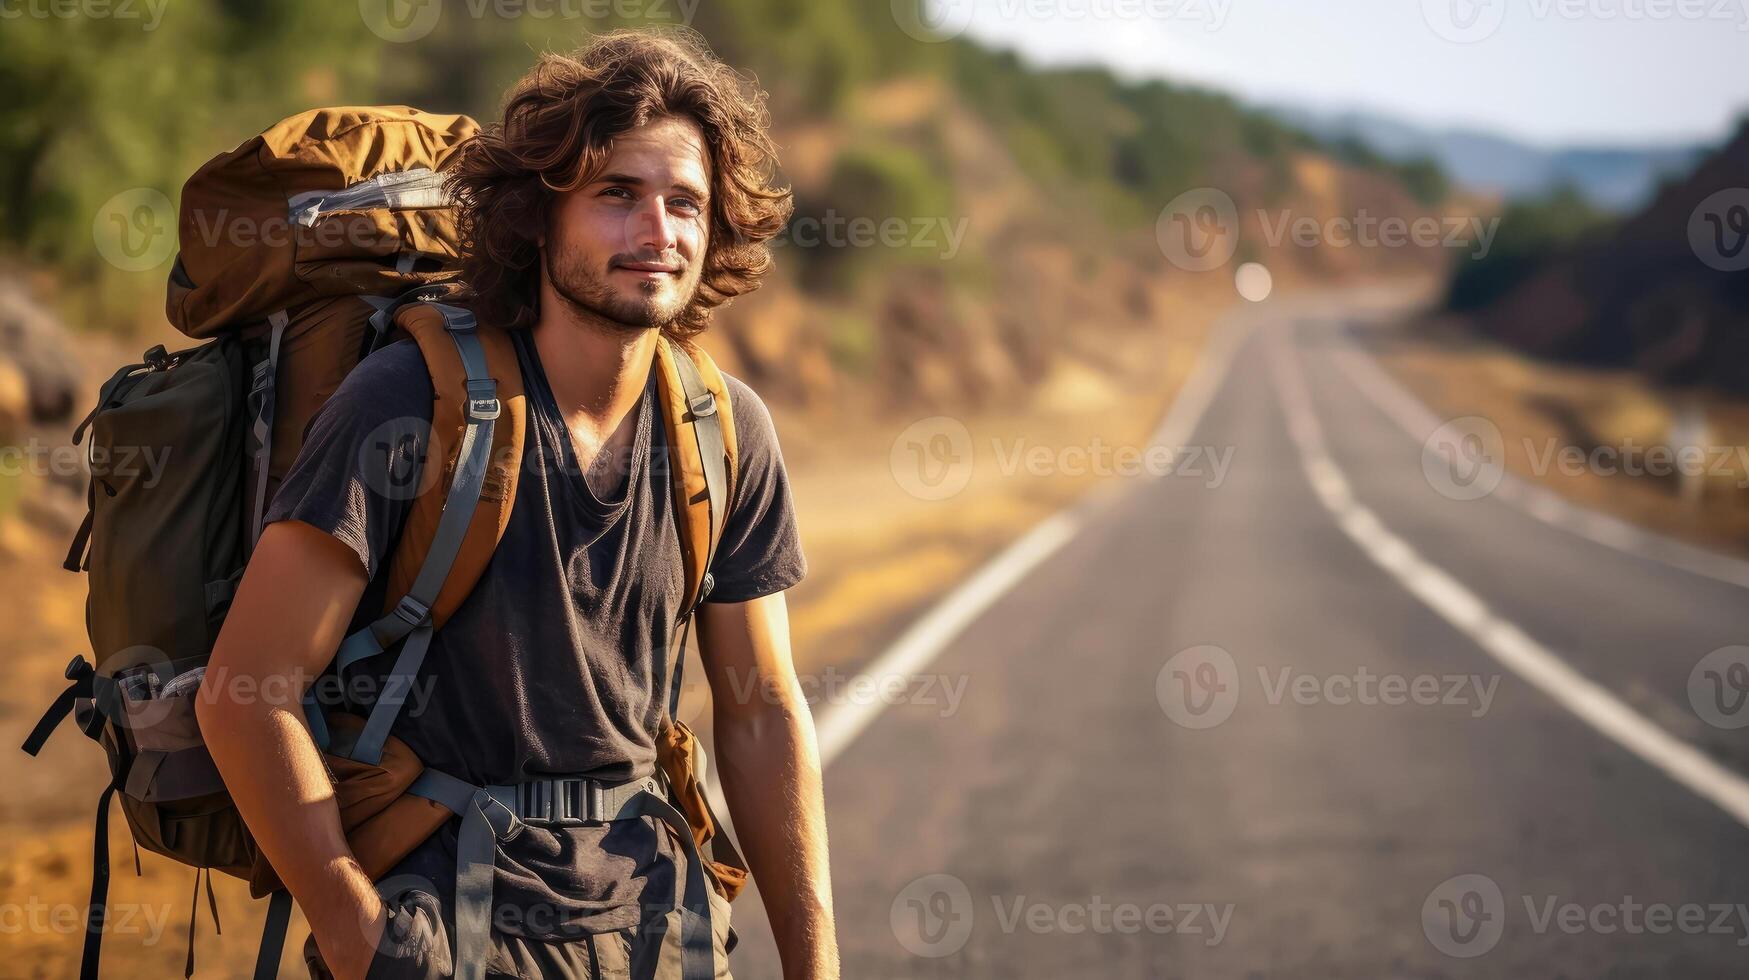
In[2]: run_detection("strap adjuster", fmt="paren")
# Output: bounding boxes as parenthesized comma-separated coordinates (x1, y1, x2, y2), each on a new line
(687, 392, 715, 419)
(465, 378, 500, 421)
(391, 595, 431, 628)
(431, 304, 478, 333)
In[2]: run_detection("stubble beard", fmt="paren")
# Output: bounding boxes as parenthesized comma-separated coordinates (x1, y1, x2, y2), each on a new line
(544, 247, 694, 333)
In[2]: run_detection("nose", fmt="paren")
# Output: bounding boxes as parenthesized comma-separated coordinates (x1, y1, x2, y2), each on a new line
(626, 194, 679, 257)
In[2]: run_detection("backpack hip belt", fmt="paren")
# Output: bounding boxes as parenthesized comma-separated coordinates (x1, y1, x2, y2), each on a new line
(400, 770, 720, 976)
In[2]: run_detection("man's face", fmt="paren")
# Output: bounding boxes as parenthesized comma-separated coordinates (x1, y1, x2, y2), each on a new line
(543, 114, 712, 331)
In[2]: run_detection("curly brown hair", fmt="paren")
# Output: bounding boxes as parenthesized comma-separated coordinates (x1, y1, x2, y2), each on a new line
(445, 28, 793, 343)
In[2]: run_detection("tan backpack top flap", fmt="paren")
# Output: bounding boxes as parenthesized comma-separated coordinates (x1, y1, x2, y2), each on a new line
(168, 106, 478, 338)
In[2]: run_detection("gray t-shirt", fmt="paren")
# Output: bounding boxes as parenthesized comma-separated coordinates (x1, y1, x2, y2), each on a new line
(263, 327, 805, 937)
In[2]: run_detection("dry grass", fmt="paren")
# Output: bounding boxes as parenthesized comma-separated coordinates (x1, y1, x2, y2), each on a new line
(1371, 316, 1749, 558)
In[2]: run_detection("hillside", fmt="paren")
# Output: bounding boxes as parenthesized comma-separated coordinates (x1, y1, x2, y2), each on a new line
(1462, 121, 1749, 394)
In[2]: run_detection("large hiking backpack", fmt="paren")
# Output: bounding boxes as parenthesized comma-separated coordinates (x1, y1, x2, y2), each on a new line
(23, 106, 746, 980)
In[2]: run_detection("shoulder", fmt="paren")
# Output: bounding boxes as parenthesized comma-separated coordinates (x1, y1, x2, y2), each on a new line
(324, 338, 434, 422)
(720, 371, 783, 459)
(721, 372, 772, 433)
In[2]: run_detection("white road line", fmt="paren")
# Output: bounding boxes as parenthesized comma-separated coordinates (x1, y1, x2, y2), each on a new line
(1270, 334, 1749, 830)
(1325, 331, 1749, 591)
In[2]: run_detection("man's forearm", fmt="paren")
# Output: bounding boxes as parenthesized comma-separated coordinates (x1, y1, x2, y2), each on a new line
(197, 691, 383, 962)
(715, 699, 839, 980)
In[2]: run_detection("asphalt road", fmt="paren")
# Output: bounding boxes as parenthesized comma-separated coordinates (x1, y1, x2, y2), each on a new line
(726, 290, 1749, 978)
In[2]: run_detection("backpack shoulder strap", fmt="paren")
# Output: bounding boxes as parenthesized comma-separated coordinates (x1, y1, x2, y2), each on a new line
(652, 338, 739, 616)
(326, 301, 527, 766)
(384, 302, 528, 629)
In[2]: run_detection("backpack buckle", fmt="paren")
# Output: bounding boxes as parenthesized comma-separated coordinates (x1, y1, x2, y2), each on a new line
(465, 379, 500, 421)
(687, 392, 715, 419)
(391, 594, 431, 628)
(516, 778, 592, 827)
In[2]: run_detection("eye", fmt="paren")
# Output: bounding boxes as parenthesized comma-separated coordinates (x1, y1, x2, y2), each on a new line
(601, 186, 634, 201)
(671, 196, 703, 216)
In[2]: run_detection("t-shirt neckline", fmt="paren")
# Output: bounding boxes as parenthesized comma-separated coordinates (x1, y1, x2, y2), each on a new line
(512, 328, 655, 524)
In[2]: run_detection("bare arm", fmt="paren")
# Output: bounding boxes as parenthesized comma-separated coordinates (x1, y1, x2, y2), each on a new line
(696, 591, 839, 980)
(194, 520, 385, 980)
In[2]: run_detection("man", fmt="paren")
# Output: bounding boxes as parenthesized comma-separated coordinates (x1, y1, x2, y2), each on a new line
(197, 29, 838, 980)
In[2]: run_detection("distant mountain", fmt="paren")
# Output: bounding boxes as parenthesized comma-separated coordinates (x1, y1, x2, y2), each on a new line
(1268, 105, 1708, 212)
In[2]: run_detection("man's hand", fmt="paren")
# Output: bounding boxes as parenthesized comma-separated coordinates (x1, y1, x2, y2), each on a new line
(697, 592, 840, 980)
(304, 861, 390, 980)
(194, 521, 382, 978)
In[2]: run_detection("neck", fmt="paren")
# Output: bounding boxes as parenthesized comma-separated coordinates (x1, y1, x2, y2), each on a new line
(530, 283, 659, 432)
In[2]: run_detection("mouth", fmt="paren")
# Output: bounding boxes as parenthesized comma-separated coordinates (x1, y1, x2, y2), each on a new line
(614, 260, 681, 278)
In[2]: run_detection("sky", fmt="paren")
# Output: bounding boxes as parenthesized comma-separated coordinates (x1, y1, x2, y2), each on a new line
(941, 0, 1749, 147)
